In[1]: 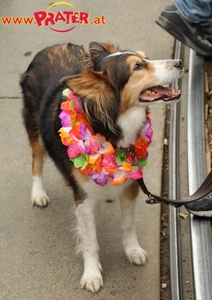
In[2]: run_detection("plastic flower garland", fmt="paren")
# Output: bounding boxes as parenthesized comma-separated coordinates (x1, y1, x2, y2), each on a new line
(58, 88, 153, 186)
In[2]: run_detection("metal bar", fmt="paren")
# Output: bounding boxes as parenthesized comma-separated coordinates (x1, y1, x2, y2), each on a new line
(169, 40, 183, 300)
(187, 49, 212, 300)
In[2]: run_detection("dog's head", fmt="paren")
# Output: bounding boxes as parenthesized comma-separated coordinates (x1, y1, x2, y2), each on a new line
(62, 42, 183, 147)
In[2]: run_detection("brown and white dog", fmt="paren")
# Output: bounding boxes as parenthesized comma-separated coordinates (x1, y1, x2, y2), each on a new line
(20, 42, 183, 293)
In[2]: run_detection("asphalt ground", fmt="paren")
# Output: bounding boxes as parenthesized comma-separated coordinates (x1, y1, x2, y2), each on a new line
(0, 1, 174, 299)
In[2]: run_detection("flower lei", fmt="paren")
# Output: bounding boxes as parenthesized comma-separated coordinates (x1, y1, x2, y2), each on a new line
(58, 88, 153, 186)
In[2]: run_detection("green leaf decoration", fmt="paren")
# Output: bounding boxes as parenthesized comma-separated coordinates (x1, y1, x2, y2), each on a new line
(62, 88, 69, 97)
(137, 158, 147, 167)
(71, 155, 86, 168)
(115, 149, 127, 165)
(118, 149, 127, 158)
(69, 100, 74, 110)
(81, 154, 88, 170)
(115, 153, 122, 165)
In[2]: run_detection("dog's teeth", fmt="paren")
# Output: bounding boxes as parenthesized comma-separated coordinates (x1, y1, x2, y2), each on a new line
(146, 90, 151, 94)
(175, 86, 180, 94)
(172, 89, 175, 95)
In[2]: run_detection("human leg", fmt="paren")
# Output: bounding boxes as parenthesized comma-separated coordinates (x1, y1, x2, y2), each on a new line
(175, 0, 212, 33)
(156, 2, 212, 56)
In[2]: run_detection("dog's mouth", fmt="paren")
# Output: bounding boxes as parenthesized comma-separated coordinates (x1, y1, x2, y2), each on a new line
(139, 85, 181, 102)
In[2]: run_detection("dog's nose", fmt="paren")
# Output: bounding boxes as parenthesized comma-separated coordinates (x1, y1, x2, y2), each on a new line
(174, 59, 183, 69)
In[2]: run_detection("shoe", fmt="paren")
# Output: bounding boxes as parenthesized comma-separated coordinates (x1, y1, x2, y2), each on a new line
(205, 34, 212, 45)
(185, 194, 212, 217)
(156, 3, 212, 57)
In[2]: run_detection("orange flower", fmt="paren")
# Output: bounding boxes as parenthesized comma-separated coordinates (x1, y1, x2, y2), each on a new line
(58, 128, 72, 146)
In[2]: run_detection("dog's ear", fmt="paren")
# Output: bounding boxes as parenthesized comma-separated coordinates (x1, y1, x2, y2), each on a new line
(89, 42, 119, 62)
(62, 70, 106, 98)
(136, 51, 148, 59)
(62, 69, 120, 135)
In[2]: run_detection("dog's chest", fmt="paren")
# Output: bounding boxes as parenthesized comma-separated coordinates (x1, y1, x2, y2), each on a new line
(81, 178, 134, 200)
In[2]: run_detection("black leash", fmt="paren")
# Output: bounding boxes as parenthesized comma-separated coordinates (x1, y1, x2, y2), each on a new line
(137, 169, 212, 207)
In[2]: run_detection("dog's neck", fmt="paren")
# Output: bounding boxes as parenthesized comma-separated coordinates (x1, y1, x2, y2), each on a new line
(58, 88, 153, 186)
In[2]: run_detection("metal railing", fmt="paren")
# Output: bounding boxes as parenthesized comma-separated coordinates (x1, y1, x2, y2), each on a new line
(187, 49, 212, 300)
(169, 40, 183, 300)
(169, 45, 212, 299)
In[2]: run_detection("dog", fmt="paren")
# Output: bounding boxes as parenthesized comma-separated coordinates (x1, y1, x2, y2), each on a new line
(20, 42, 183, 293)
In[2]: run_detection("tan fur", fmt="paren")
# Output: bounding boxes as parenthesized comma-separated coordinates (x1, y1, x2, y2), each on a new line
(65, 70, 119, 134)
(123, 181, 140, 201)
(135, 51, 147, 58)
(72, 168, 90, 184)
(89, 42, 119, 61)
(121, 70, 154, 110)
(29, 136, 46, 176)
(119, 56, 152, 114)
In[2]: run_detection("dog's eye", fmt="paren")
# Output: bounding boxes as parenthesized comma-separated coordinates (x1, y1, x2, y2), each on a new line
(134, 63, 143, 71)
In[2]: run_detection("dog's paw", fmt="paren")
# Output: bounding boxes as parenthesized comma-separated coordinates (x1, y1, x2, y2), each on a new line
(31, 191, 50, 207)
(80, 270, 103, 293)
(125, 246, 148, 265)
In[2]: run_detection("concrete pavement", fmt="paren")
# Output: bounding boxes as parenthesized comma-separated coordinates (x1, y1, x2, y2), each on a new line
(0, 1, 174, 299)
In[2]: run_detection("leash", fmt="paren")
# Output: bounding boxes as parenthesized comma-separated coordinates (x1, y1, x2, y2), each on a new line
(137, 169, 212, 207)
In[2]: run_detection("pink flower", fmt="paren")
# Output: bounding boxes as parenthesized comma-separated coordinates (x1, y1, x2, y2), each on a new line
(59, 110, 70, 127)
(79, 123, 91, 139)
(67, 90, 82, 113)
(67, 89, 79, 101)
(126, 152, 133, 164)
(101, 154, 117, 169)
(141, 117, 153, 143)
(127, 167, 143, 180)
(79, 124, 100, 154)
(67, 141, 86, 158)
(88, 138, 100, 153)
(91, 169, 110, 186)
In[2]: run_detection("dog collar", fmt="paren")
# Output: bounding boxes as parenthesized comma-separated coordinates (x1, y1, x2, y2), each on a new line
(58, 88, 153, 186)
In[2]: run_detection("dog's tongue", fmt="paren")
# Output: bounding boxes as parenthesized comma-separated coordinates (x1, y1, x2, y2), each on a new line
(139, 86, 180, 101)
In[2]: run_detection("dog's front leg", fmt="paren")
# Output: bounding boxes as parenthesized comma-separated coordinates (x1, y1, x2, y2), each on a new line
(120, 181, 147, 265)
(30, 136, 49, 207)
(75, 198, 103, 293)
